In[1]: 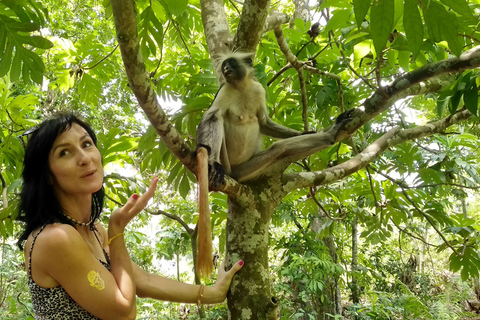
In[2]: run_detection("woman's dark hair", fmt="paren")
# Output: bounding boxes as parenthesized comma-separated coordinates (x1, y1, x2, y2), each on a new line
(17, 113, 104, 249)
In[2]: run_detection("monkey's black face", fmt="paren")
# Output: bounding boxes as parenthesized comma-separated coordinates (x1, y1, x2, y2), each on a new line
(222, 58, 247, 83)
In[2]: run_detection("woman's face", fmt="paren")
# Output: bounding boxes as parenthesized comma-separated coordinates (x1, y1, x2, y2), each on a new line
(48, 123, 103, 200)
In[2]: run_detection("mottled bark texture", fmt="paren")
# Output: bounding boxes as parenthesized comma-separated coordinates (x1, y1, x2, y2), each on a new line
(233, 0, 271, 52)
(226, 197, 279, 319)
(290, 0, 309, 28)
(200, 0, 232, 57)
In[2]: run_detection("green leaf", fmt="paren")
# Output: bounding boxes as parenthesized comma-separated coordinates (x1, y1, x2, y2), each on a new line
(0, 221, 6, 238)
(4, 218, 13, 235)
(463, 78, 478, 116)
(325, 9, 351, 33)
(139, 6, 164, 59)
(78, 73, 102, 104)
(403, 0, 423, 59)
(0, 36, 14, 77)
(163, 0, 188, 17)
(438, 0, 474, 19)
(16, 34, 53, 49)
(178, 170, 191, 198)
(2, 18, 39, 32)
(423, 1, 461, 56)
(370, 0, 394, 56)
(397, 50, 410, 71)
(10, 46, 21, 81)
(436, 95, 450, 118)
(294, 18, 307, 32)
(449, 73, 472, 114)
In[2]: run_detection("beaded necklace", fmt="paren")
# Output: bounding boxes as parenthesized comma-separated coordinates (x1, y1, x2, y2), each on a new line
(60, 211, 93, 227)
(59, 194, 99, 230)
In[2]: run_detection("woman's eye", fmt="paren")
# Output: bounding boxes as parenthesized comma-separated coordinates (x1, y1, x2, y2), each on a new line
(59, 149, 69, 157)
(83, 141, 92, 148)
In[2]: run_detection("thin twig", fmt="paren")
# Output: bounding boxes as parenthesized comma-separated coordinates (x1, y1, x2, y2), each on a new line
(389, 219, 439, 248)
(309, 188, 347, 221)
(267, 63, 293, 86)
(401, 188, 462, 256)
(172, 20, 193, 61)
(228, 0, 241, 14)
(336, 78, 344, 113)
(365, 166, 379, 210)
(459, 33, 480, 44)
(297, 67, 309, 131)
(339, 48, 376, 90)
(152, 21, 170, 79)
(85, 44, 119, 70)
(370, 166, 480, 190)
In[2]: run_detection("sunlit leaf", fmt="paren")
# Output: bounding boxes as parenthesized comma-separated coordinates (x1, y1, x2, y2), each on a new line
(370, 0, 394, 55)
(403, 0, 423, 59)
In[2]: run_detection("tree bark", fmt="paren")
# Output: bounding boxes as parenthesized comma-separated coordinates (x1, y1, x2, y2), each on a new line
(351, 214, 359, 304)
(225, 196, 279, 319)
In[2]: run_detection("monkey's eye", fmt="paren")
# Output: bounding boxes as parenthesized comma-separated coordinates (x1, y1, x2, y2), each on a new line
(244, 57, 253, 66)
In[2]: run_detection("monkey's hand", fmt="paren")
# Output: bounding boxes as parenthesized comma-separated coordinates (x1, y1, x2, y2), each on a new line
(209, 161, 225, 189)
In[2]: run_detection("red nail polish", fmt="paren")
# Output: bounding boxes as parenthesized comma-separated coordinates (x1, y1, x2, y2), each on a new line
(239, 260, 244, 266)
(132, 194, 139, 200)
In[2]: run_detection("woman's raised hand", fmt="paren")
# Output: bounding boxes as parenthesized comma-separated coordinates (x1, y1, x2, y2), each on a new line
(109, 176, 158, 234)
(210, 259, 244, 302)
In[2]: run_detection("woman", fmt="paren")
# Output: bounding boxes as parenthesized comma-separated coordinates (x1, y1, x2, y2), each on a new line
(17, 113, 243, 319)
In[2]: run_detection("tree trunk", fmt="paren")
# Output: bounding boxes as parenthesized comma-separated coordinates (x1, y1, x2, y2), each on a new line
(226, 197, 278, 319)
(311, 217, 342, 319)
(324, 236, 342, 316)
(351, 214, 360, 304)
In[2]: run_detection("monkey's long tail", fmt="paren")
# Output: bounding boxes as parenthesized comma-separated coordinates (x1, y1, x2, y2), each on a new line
(196, 147, 214, 278)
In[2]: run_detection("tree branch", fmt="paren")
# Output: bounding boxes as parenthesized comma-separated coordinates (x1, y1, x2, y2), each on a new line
(233, 0, 271, 52)
(263, 10, 289, 33)
(309, 188, 347, 221)
(147, 209, 194, 234)
(200, 0, 232, 59)
(110, 0, 196, 174)
(282, 108, 472, 191)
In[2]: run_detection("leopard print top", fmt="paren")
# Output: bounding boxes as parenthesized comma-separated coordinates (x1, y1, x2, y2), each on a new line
(28, 225, 111, 319)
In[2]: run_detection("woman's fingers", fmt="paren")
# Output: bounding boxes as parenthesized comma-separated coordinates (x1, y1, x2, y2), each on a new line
(110, 176, 159, 229)
(128, 176, 158, 216)
(225, 260, 244, 276)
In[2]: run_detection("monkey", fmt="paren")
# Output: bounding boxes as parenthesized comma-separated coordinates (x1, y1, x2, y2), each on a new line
(196, 52, 305, 185)
(194, 52, 354, 277)
(195, 52, 304, 277)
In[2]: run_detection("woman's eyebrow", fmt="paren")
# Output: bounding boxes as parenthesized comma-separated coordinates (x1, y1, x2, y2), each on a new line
(52, 134, 91, 153)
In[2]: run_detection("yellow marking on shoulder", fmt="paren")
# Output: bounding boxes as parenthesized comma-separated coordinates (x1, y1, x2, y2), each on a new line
(87, 270, 105, 291)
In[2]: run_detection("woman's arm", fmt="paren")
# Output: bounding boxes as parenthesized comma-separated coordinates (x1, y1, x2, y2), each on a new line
(30, 224, 136, 320)
(97, 219, 243, 304)
(132, 259, 243, 304)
